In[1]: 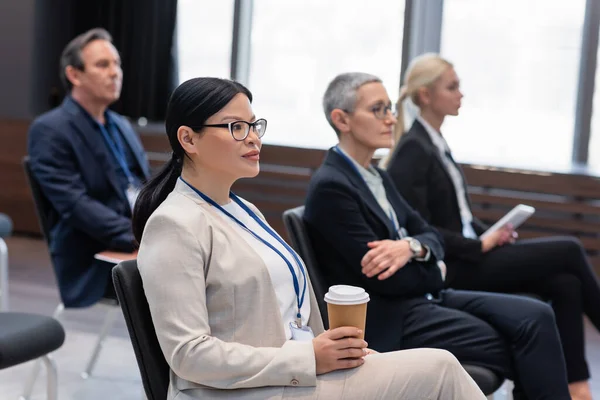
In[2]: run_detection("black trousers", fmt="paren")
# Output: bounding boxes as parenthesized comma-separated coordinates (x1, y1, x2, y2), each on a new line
(447, 236, 600, 383)
(400, 289, 570, 400)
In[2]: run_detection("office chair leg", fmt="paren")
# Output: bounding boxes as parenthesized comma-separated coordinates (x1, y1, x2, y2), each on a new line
(0, 237, 8, 311)
(52, 303, 65, 319)
(19, 359, 39, 400)
(19, 303, 64, 400)
(81, 305, 118, 379)
(41, 355, 58, 400)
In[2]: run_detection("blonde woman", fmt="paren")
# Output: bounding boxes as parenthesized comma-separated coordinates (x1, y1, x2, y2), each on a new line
(384, 53, 600, 400)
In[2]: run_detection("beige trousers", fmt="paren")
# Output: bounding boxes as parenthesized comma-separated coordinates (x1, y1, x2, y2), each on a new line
(281, 348, 486, 400)
(174, 348, 486, 400)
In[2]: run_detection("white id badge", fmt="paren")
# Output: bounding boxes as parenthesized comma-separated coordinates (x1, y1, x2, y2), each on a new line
(290, 322, 315, 341)
(126, 185, 141, 210)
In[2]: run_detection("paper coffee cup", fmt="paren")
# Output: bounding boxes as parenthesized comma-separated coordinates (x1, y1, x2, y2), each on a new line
(324, 285, 370, 339)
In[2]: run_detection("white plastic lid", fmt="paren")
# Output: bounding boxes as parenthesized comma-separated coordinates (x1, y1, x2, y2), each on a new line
(324, 285, 370, 305)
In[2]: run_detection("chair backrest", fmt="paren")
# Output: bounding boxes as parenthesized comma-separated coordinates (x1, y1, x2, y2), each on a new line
(112, 260, 169, 400)
(282, 206, 329, 328)
(22, 156, 54, 241)
(0, 213, 12, 238)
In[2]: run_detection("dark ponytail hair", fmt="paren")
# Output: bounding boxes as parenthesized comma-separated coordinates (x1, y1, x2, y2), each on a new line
(132, 77, 252, 242)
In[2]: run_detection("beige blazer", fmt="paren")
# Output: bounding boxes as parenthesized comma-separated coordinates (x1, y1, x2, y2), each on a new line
(138, 179, 486, 400)
(138, 179, 325, 399)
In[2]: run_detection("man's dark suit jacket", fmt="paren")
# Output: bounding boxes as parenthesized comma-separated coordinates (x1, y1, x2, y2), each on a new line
(386, 119, 488, 283)
(28, 96, 150, 307)
(304, 148, 445, 351)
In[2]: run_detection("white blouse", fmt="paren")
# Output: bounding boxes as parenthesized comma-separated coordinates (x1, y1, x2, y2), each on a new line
(417, 115, 478, 239)
(220, 200, 311, 339)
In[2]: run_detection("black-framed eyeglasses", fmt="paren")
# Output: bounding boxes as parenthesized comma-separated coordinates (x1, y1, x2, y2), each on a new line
(193, 118, 268, 141)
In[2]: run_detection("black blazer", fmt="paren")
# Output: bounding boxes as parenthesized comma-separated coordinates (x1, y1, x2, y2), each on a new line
(304, 148, 445, 351)
(386, 120, 488, 281)
(28, 96, 151, 307)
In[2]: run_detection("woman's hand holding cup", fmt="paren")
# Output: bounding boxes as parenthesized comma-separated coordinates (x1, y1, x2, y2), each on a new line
(312, 327, 367, 375)
(312, 285, 372, 374)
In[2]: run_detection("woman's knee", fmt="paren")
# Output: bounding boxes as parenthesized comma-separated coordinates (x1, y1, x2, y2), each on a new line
(422, 348, 461, 369)
(526, 300, 557, 328)
(555, 236, 586, 258)
(361, 349, 481, 398)
(385, 348, 460, 371)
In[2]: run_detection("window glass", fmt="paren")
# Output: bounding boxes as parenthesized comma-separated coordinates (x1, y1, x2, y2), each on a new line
(249, 0, 405, 149)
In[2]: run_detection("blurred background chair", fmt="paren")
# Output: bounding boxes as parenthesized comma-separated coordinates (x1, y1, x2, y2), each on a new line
(20, 156, 120, 399)
(282, 205, 505, 397)
(0, 312, 65, 400)
(0, 213, 12, 311)
(112, 260, 169, 400)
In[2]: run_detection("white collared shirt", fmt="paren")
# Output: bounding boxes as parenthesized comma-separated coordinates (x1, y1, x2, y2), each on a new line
(220, 200, 311, 339)
(416, 115, 478, 239)
(335, 146, 400, 230)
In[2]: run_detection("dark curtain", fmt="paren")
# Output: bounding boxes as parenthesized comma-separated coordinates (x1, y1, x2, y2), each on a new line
(66, 0, 178, 121)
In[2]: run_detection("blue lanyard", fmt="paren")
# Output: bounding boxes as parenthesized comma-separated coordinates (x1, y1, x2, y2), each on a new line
(333, 146, 401, 238)
(98, 120, 134, 186)
(333, 145, 364, 179)
(180, 177, 308, 323)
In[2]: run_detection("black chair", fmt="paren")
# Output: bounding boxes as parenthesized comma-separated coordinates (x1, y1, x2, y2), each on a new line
(22, 158, 53, 242)
(112, 260, 169, 400)
(0, 312, 65, 400)
(21, 156, 120, 398)
(282, 206, 504, 396)
(282, 207, 330, 329)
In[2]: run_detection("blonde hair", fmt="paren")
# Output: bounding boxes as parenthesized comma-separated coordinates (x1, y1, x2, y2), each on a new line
(380, 53, 453, 168)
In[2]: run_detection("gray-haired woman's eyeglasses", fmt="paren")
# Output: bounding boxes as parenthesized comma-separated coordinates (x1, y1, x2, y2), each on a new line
(342, 104, 397, 120)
